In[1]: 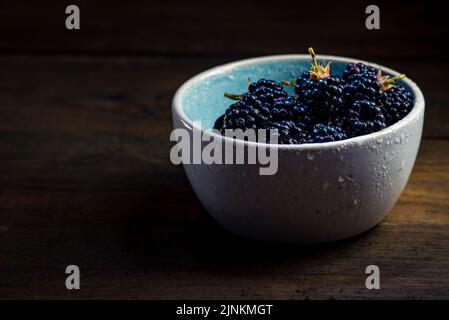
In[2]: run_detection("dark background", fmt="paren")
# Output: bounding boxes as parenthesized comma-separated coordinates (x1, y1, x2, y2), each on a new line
(0, 0, 448, 299)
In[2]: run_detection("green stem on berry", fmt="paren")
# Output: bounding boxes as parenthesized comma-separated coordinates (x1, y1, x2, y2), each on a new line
(386, 74, 406, 83)
(223, 79, 252, 100)
(377, 68, 406, 91)
(308, 47, 330, 81)
(309, 47, 319, 70)
(224, 92, 242, 100)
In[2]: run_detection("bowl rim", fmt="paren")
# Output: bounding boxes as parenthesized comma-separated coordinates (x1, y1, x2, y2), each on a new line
(172, 54, 425, 150)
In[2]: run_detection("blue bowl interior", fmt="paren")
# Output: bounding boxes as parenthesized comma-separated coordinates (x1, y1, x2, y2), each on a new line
(180, 58, 407, 129)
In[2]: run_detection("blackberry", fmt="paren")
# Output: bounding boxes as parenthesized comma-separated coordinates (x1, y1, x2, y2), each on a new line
(221, 93, 268, 130)
(343, 63, 377, 81)
(347, 99, 386, 136)
(343, 63, 382, 105)
(247, 78, 288, 103)
(381, 85, 413, 126)
(219, 78, 291, 131)
(219, 78, 289, 130)
(267, 120, 307, 144)
(225, 78, 288, 103)
(343, 75, 382, 105)
(307, 123, 347, 143)
(271, 96, 312, 126)
(376, 73, 413, 126)
(287, 48, 345, 121)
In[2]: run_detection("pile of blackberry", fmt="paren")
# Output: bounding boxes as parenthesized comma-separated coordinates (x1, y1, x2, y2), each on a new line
(213, 48, 414, 144)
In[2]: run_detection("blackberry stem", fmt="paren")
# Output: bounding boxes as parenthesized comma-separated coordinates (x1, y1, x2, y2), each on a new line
(377, 69, 406, 91)
(309, 47, 319, 70)
(386, 74, 406, 83)
(308, 47, 330, 80)
(224, 92, 242, 100)
(281, 80, 296, 87)
(223, 78, 252, 100)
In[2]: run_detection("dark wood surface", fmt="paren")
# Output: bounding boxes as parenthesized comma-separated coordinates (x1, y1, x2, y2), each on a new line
(0, 1, 448, 299)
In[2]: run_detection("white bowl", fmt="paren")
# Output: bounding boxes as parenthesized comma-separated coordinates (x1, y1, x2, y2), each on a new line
(172, 55, 425, 243)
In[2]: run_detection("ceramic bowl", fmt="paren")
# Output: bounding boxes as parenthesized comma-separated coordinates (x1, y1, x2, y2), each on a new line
(172, 55, 424, 243)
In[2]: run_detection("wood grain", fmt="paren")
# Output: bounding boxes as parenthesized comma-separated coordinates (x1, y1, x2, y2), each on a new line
(0, 55, 448, 299)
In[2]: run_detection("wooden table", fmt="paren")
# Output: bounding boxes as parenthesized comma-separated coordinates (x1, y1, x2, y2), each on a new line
(0, 1, 448, 299)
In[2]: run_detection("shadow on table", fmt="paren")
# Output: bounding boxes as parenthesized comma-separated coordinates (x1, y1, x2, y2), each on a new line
(123, 188, 376, 273)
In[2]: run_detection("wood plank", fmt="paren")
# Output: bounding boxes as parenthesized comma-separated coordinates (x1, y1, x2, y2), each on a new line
(0, 1, 447, 59)
(0, 55, 448, 299)
(0, 55, 447, 138)
(0, 139, 447, 299)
